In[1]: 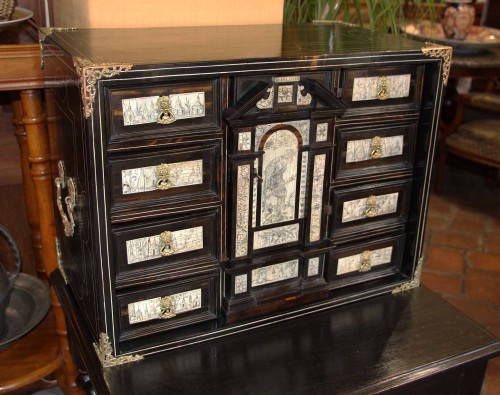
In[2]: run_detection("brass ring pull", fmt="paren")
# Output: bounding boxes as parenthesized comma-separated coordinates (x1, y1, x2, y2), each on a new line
(157, 95, 176, 124)
(155, 163, 173, 190)
(159, 231, 175, 256)
(370, 136, 383, 159)
(376, 76, 390, 100)
(160, 296, 176, 319)
(54, 161, 76, 237)
(365, 195, 378, 218)
(359, 250, 372, 272)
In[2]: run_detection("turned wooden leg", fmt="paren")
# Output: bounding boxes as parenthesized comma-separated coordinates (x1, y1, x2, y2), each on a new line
(20, 89, 83, 395)
(10, 92, 47, 281)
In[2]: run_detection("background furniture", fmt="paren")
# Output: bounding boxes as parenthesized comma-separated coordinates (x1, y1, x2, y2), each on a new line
(0, 22, 81, 394)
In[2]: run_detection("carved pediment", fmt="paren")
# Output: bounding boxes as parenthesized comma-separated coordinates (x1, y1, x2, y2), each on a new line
(224, 77, 347, 124)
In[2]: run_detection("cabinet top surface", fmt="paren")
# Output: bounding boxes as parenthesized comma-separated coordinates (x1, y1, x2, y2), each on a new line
(45, 23, 428, 67)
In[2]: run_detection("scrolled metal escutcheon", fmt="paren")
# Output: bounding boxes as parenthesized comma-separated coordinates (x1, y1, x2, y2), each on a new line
(155, 163, 173, 190)
(376, 76, 390, 100)
(365, 195, 378, 218)
(359, 250, 372, 272)
(157, 95, 176, 124)
(370, 136, 383, 159)
(160, 296, 176, 319)
(54, 161, 77, 237)
(159, 231, 175, 256)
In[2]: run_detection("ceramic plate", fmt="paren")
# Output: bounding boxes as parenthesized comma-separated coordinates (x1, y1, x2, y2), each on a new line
(403, 21, 500, 53)
(0, 7, 33, 32)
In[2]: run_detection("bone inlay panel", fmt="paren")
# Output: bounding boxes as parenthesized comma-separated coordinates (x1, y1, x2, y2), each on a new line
(253, 223, 300, 250)
(298, 151, 308, 219)
(346, 135, 404, 163)
(126, 226, 203, 264)
(310, 154, 326, 241)
(352, 74, 411, 101)
(308, 257, 320, 277)
(261, 130, 298, 226)
(235, 165, 250, 257)
(251, 259, 299, 287)
(316, 123, 328, 142)
(235, 274, 248, 294)
(337, 247, 393, 275)
(238, 132, 252, 151)
(255, 120, 310, 150)
(342, 192, 399, 223)
(122, 92, 205, 125)
(127, 289, 202, 324)
(121, 159, 203, 195)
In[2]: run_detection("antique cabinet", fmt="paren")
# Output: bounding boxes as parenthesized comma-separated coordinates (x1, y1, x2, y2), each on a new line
(41, 23, 451, 365)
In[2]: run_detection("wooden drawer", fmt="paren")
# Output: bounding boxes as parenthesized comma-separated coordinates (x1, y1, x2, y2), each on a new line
(334, 120, 417, 181)
(117, 272, 219, 341)
(329, 180, 412, 240)
(105, 79, 219, 144)
(327, 234, 405, 288)
(108, 142, 221, 215)
(340, 65, 423, 112)
(112, 209, 220, 287)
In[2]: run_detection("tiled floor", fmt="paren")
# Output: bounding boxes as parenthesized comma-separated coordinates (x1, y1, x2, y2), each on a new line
(422, 160, 499, 395)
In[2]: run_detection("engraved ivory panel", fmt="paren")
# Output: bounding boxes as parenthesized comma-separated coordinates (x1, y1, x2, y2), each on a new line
(234, 274, 248, 294)
(316, 123, 328, 142)
(127, 288, 202, 324)
(121, 159, 203, 195)
(342, 192, 399, 223)
(337, 247, 393, 275)
(251, 259, 299, 287)
(309, 154, 326, 242)
(352, 74, 411, 102)
(238, 131, 252, 151)
(122, 92, 205, 126)
(298, 151, 308, 219)
(346, 135, 404, 163)
(126, 226, 203, 264)
(308, 257, 320, 277)
(255, 120, 310, 150)
(235, 165, 250, 257)
(261, 129, 298, 226)
(253, 223, 300, 250)
(277, 85, 294, 103)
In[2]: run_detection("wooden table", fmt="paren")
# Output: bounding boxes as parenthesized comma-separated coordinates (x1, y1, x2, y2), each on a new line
(52, 268, 500, 395)
(0, 22, 81, 394)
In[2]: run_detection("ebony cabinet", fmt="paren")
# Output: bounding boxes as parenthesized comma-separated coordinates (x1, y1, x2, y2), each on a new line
(41, 23, 451, 365)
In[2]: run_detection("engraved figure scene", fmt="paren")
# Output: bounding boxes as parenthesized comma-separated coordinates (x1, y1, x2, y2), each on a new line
(251, 259, 299, 287)
(122, 92, 205, 126)
(126, 226, 204, 264)
(342, 192, 399, 223)
(346, 135, 404, 163)
(260, 129, 299, 226)
(127, 289, 202, 324)
(336, 247, 393, 275)
(352, 74, 411, 102)
(253, 223, 300, 250)
(121, 159, 203, 194)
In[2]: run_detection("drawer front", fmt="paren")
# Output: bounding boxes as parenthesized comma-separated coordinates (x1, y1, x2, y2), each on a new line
(327, 234, 405, 287)
(108, 142, 221, 213)
(112, 209, 219, 286)
(106, 79, 219, 143)
(341, 66, 423, 112)
(334, 120, 417, 181)
(330, 180, 411, 239)
(117, 273, 219, 341)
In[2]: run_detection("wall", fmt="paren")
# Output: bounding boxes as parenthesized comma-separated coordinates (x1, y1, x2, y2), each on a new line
(50, 0, 284, 28)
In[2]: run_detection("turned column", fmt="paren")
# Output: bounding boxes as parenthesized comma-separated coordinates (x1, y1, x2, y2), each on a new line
(20, 89, 83, 395)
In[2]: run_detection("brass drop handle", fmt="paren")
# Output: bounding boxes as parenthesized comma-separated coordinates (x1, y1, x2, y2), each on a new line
(159, 230, 175, 256)
(155, 163, 173, 190)
(376, 76, 390, 100)
(159, 295, 176, 319)
(54, 161, 76, 237)
(365, 195, 378, 218)
(157, 95, 176, 124)
(359, 250, 372, 272)
(370, 136, 383, 159)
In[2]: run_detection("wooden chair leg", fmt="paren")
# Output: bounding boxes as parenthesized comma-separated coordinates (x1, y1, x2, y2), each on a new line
(20, 89, 83, 395)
